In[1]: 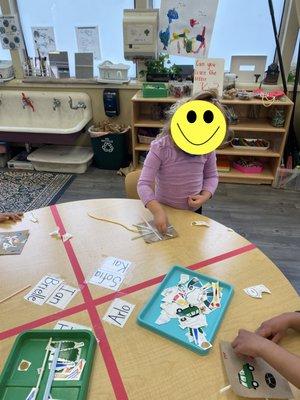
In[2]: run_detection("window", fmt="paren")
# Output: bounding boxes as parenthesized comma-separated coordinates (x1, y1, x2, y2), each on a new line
(153, 0, 284, 71)
(17, 0, 136, 77)
(0, 5, 12, 61)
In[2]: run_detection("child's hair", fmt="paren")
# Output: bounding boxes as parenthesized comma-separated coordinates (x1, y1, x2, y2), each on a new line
(160, 90, 230, 145)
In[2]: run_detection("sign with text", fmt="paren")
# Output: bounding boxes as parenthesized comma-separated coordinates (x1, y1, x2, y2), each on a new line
(193, 58, 224, 97)
(54, 320, 92, 331)
(46, 283, 79, 309)
(89, 257, 132, 291)
(24, 275, 63, 306)
(103, 299, 135, 328)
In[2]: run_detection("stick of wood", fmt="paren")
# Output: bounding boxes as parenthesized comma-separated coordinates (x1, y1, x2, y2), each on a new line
(140, 215, 163, 241)
(42, 341, 61, 400)
(87, 213, 138, 233)
(32, 337, 53, 400)
(0, 284, 31, 304)
(219, 384, 231, 394)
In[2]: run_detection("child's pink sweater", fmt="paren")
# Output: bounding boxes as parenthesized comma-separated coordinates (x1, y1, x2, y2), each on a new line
(137, 135, 218, 210)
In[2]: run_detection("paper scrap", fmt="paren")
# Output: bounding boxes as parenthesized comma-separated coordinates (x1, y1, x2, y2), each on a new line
(191, 220, 210, 227)
(89, 257, 132, 291)
(103, 299, 135, 328)
(24, 275, 63, 306)
(18, 359, 31, 371)
(0, 230, 29, 255)
(244, 285, 271, 299)
(62, 232, 73, 243)
(29, 212, 38, 223)
(50, 227, 61, 239)
(46, 283, 78, 309)
(227, 227, 234, 232)
(54, 320, 92, 331)
(31, 26, 56, 57)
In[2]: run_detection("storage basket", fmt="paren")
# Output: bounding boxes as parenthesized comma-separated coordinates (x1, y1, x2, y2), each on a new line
(98, 60, 130, 81)
(142, 83, 169, 98)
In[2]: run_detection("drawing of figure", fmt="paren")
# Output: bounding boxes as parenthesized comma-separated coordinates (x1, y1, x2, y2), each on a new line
(194, 26, 206, 54)
(159, 25, 170, 50)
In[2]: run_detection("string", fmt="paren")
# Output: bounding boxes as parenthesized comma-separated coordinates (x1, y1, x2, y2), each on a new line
(87, 213, 138, 233)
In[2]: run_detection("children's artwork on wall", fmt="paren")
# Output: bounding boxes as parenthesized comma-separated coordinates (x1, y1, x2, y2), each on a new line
(158, 0, 219, 57)
(75, 26, 101, 60)
(31, 27, 56, 58)
(220, 341, 293, 398)
(193, 58, 224, 97)
(0, 15, 24, 50)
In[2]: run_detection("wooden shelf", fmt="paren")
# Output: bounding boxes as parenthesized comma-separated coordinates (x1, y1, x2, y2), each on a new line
(216, 146, 280, 158)
(219, 164, 274, 184)
(135, 143, 150, 151)
(134, 115, 165, 128)
(229, 119, 285, 132)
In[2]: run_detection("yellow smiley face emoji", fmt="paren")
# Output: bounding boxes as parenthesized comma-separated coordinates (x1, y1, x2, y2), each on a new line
(170, 100, 227, 155)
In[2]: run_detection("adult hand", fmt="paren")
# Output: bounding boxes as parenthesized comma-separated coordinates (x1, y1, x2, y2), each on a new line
(256, 313, 294, 343)
(232, 329, 268, 358)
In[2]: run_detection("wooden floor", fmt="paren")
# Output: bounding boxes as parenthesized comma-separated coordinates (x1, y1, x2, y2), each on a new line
(58, 167, 300, 294)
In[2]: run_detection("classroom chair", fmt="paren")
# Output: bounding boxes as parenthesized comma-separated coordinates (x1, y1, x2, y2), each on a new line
(125, 170, 141, 199)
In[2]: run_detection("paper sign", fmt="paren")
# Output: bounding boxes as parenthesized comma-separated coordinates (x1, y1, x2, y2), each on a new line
(193, 58, 224, 97)
(220, 341, 293, 398)
(54, 320, 92, 331)
(103, 299, 135, 328)
(89, 257, 132, 291)
(46, 283, 78, 309)
(76, 26, 101, 59)
(24, 275, 63, 306)
(0, 230, 29, 255)
(31, 26, 56, 57)
(158, 0, 218, 57)
(0, 15, 24, 50)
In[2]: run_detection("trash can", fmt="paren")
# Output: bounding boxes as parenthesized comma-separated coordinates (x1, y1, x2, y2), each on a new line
(89, 126, 129, 170)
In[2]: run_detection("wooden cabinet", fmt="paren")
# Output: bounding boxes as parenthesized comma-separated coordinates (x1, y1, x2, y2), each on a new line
(131, 90, 293, 185)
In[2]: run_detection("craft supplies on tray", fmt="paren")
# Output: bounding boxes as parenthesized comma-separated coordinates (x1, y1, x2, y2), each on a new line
(233, 158, 264, 174)
(142, 83, 169, 98)
(231, 138, 270, 151)
(0, 329, 96, 400)
(138, 266, 234, 355)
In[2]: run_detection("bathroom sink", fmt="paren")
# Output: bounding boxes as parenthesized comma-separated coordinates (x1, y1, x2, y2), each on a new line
(0, 91, 92, 134)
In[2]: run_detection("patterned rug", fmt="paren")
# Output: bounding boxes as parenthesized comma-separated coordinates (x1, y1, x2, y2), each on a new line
(0, 170, 75, 213)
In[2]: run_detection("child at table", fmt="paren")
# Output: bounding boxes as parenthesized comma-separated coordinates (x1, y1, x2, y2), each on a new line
(137, 90, 228, 234)
(0, 212, 23, 223)
(232, 312, 300, 388)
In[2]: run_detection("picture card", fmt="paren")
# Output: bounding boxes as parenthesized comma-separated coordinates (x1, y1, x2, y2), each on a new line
(54, 320, 92, 331)
(24, 275, 63, 306)
(89, 257, 132, 291)
(46, 283, 79, 309)
(220, 341, 293, 398)
(103, 299, 135, 328)
(31, 26, 56, 57)
(0, 230, 29, 255)
(193, 58, 225, 97)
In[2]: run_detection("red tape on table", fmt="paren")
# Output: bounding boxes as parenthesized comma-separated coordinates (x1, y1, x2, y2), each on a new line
(50, 205, 128, 400)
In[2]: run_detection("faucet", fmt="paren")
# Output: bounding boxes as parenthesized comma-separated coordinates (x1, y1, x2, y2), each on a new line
(68, 96, 86, 110)
(53, 98, 61, 111)
(21, 92, 35, 112)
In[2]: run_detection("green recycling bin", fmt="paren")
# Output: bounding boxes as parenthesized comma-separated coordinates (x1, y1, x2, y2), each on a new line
(90, 130, 128, 170)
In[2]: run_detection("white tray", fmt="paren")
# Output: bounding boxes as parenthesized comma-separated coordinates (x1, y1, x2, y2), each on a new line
(231, 138, 270, 151)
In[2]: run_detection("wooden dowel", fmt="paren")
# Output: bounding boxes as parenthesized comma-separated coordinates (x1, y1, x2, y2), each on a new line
(0, 284, 31, 304)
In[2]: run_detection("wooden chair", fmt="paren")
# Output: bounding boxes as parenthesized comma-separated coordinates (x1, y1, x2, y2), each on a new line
(125, 170, 141, 199)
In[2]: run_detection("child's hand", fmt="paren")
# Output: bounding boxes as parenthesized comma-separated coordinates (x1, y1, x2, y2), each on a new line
(188, 194, 207, 209)
(256, 313, 294, 342)
(153, 210, 168, 235)
(0, 212, 23, 223)
(232, 329, 268, 358)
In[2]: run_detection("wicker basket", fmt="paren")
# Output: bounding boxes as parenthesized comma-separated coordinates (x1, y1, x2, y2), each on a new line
(138, 135, 156, 144)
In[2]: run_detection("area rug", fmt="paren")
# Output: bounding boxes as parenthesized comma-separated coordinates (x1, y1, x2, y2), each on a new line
(0, 170, 75, 213)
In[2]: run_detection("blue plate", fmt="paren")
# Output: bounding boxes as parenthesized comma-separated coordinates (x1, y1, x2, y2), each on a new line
(137, 266, 234, 355)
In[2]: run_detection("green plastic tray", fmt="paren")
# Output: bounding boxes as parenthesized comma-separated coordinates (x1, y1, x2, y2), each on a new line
(142, 83, 169, 98)
(0, 330, 96, 400)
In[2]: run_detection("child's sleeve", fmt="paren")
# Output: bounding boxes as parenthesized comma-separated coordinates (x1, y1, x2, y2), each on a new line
(137, 141, 162, 206)
(202, 151, 219, 196)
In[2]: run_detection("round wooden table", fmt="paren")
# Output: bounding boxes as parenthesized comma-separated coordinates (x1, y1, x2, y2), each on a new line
(0, 199, 299, 399)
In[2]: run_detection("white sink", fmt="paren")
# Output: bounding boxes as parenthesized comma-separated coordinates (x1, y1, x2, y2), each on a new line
(0, 91, 92, 134)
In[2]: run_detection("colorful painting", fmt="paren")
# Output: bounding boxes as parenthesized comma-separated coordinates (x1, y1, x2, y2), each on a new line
(158, 0, 219, 57)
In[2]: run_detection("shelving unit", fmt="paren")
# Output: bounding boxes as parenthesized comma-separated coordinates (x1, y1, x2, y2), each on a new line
(131, 90, 293, 185)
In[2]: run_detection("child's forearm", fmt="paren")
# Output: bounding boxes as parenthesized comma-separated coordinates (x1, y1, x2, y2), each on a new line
(259, 340, 300, 388)
(146, 200, 164, 215)
(289, 311, 300, 331)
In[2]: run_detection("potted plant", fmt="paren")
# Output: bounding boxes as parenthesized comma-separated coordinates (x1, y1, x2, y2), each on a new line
(139, 53, 182, 82)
